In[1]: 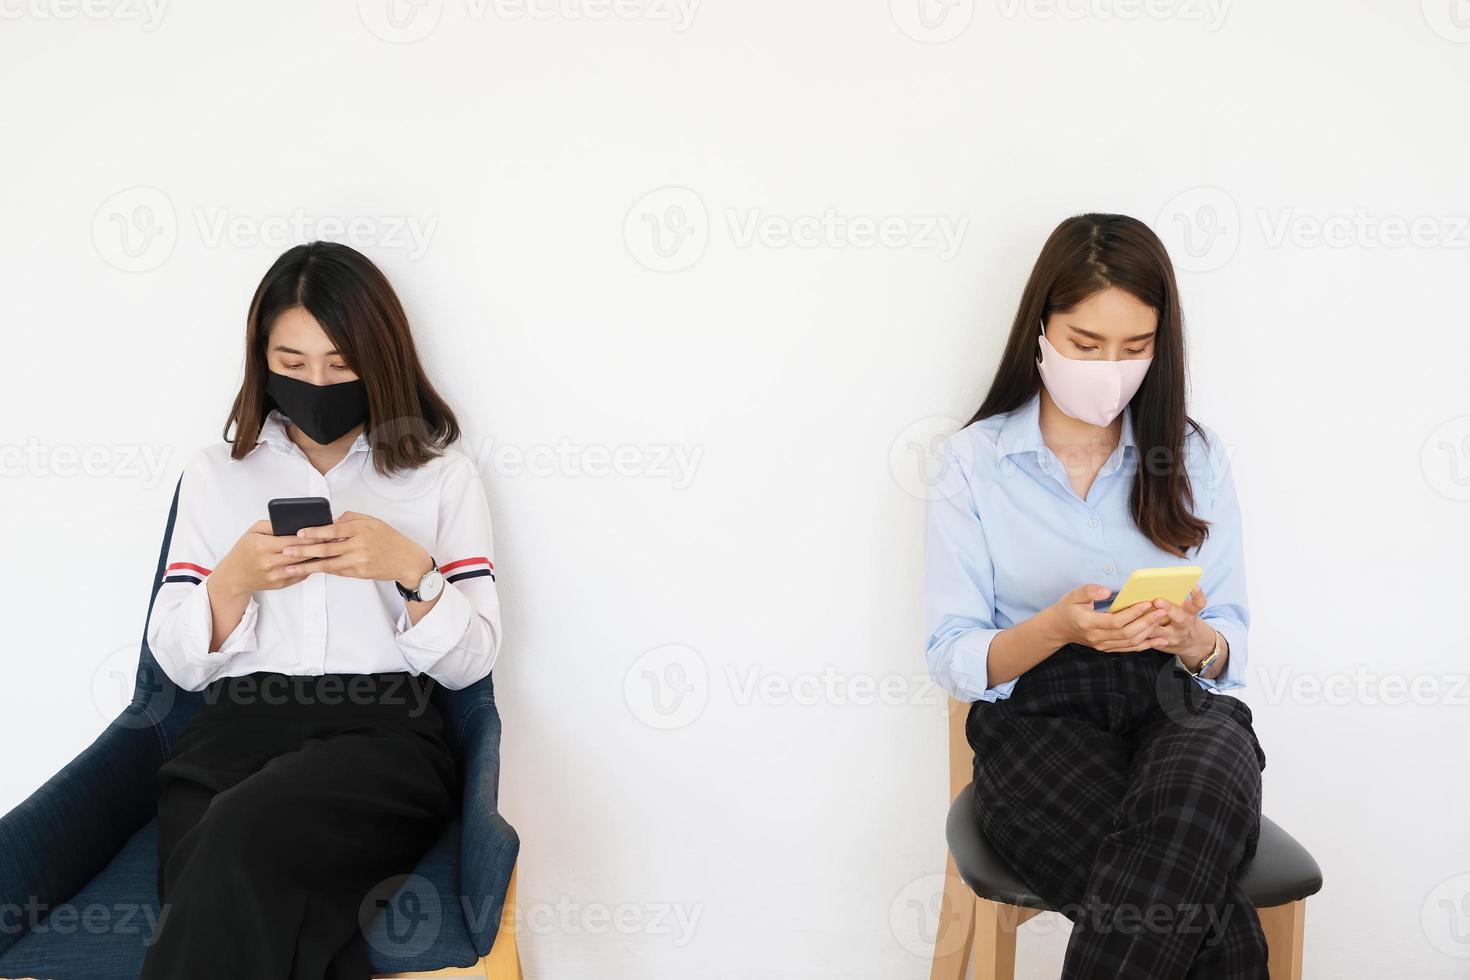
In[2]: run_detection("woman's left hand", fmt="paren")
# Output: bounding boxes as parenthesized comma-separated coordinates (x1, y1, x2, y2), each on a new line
(1141, 587, 1218, 666)
(282, 511, 433, 589)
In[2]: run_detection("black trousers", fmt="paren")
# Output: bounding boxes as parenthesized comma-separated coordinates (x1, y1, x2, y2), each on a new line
(141, 672, 457, 980)
(967, 644, 1269, 980)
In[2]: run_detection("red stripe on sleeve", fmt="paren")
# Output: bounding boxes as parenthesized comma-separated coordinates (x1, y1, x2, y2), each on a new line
(439, 556, 493, 574)
(165, 562, 213, 576)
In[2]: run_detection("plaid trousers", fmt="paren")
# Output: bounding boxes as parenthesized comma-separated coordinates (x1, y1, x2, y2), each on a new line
(967, 643, 1269, 980)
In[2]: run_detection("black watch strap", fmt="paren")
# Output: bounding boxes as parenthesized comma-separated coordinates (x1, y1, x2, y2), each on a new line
(395, 557, 437, 602)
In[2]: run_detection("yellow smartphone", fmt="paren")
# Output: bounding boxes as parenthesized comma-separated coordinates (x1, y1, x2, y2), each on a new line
(1107, 565, 1202, 614)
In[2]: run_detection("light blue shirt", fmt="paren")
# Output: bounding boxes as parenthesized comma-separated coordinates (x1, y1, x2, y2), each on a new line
(924, 393, 1248, 703)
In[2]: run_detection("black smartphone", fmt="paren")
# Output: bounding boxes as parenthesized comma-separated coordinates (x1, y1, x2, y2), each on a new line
(267, 496, 334, 537)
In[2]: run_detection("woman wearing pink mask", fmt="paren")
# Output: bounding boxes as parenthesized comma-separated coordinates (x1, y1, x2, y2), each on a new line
(925, 214, 1266, 978)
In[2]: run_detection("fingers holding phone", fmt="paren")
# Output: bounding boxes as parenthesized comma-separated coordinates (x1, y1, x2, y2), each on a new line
(1047, 583, 1170, 654)
(211, 520, 310, 599)
(1139, 593, 1218, 661)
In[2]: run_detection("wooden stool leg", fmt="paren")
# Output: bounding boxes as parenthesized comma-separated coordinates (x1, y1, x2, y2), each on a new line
(932, 697, 981, 980)
(970, 900, 1032, 980)
(929, 855, 978, 980)
(1257, 900, 1305, 980)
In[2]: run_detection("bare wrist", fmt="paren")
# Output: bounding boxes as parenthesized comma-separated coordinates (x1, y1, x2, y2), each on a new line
(1034, 605, 1071, 650)
(207, 570, 248, 606)
(1181, 624, 1217, 670)
(396, 550, 434, 590)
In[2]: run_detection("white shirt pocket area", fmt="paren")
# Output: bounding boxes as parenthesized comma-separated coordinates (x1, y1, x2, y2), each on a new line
(145, 413, 502, 692)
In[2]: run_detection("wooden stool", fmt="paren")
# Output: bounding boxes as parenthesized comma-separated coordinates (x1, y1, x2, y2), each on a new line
(931, 700, 1322, 980)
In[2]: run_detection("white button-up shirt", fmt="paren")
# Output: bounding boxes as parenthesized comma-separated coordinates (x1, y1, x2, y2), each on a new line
(147, 411, 502, 692)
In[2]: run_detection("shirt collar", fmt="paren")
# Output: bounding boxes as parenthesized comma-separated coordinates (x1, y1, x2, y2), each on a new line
(253, 409, 371, 458)
(997, 392, 1137, 460)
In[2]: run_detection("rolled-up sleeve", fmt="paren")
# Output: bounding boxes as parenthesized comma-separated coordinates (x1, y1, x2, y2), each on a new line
(394, 456, 502, 690)
(1192, 434, 1249, 692)
(924, 450, 1016, 703)
(145, 462, 258, 692)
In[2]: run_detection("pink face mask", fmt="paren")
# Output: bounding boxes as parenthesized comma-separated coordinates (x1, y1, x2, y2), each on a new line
(1036, 320, 1152, 427)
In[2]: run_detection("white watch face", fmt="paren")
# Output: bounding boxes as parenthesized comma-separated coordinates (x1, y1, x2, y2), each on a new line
(419, 568, 445, 602)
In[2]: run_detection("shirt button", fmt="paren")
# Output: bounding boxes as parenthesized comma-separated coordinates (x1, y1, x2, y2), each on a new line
(1104, 565, 1114, 575)
(1088, 517, 1099, 528)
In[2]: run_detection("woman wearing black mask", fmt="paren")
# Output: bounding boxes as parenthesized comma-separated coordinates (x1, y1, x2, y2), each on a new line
(140, 242, 501, 978)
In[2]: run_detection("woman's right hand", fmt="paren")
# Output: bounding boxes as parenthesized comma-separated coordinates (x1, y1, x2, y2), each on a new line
(1042, 583, 1170, 653)
(210, 520, 311, 599)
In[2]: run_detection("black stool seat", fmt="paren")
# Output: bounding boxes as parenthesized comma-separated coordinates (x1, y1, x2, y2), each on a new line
(946, 783, 1323, 910)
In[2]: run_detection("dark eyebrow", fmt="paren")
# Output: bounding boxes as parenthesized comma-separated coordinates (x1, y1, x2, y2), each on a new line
(1067, 324, 1156, 343)
(271, 345, 341, 356)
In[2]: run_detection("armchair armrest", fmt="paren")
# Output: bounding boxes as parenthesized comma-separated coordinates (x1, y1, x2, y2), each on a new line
(0, 478, 198, 955)
(436, 677, 519, 957)
(0, 702, 168, 956)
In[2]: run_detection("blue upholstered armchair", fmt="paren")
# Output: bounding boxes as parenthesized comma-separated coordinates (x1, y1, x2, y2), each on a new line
(0, 482, 522, 979)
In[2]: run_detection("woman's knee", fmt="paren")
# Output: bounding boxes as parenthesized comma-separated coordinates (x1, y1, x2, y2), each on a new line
(1124, 725, 1261, 834)
(186, 790, 296, 874)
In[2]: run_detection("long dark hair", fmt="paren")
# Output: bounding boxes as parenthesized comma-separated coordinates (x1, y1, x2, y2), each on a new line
(971, 213, 1208, 556)
(225, 241, 460, 475)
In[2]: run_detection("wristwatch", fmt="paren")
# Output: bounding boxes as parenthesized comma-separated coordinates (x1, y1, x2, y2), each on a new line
(1176, 628, 1222, 678)
(396, 558, 445, 604)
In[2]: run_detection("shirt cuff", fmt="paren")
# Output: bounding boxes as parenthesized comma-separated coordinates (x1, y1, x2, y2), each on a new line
(183, 581, 258, 662)
(394, 581, 472, 674)
(933, 627, 1019, 703)
(1194, 615, 1247, 692)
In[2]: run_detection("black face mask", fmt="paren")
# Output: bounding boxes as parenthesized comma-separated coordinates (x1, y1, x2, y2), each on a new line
(265, 371, 369, 445)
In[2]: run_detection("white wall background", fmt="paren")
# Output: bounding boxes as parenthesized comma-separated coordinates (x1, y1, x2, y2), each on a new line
(2, 1, 1468, 977)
